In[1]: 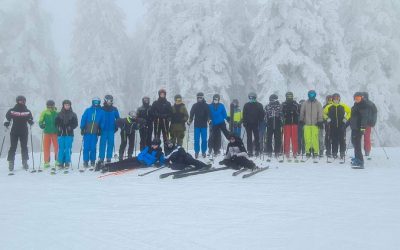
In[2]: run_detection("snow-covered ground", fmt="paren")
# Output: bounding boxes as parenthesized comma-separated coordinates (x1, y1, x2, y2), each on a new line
(0, 148, 399, 250)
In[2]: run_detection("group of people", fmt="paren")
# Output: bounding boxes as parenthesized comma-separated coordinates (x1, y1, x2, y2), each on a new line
(2, 88, 377, 173)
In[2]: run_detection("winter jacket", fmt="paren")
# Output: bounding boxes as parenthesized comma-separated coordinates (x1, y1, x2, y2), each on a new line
(300, 100, 323, 125)
(151, 98, 173, 120)
(80, 105, 105, 135)
(171, 103, 189, 130)
(282, 100, 300, 125)
(350, 100, 369, 131)
(228, 107, 243, 126)
(189, 100, 210, 128)
(323, 102, 351, 128)
(265, 101, 283, 129)
(5, 104, 34, 134)
(224, 136, 248, 160)
(243, 102, 264, 126)
(365, 99, 377, 127)
(39, 108, 58, 134)
(55, 108, 78, 136)
(137, 104, 153, 125)
(164, 145, 191, 164)
(137, 146, 165, 166)
(102, 105, 120, 131)
(116, 117, 146, 136)
(209, 103, 227, 126)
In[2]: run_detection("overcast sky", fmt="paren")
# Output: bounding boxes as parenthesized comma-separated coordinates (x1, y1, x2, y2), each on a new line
(41, 0, 145, 61)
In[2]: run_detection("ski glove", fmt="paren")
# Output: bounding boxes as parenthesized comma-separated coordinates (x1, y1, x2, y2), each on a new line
(39, 124, 45, 129)
(80, 129, 85, 136)
(360, 128, 366, 135)
(327, 118, 332, 123)
(4, 121, 10, 128)
(342, 118, 347, 123)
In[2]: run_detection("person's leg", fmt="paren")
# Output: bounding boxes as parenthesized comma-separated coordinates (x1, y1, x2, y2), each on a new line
(169, 125, 177, 145)
(364, 126, 372, 155)
(127, 133, 135, 158)
(146, 123, 153, 147)
(51, 134, 59, 161)
(20, 132, 29, 161)
(139, 128, 146, 151)
(283, 125, 290, 157)
(98, 133, 107, 161)
(318, 126, 325, 156)
(65, 136, 73, 165)
(331, 127, 339, 157)
(119, 132, 127, 160)
(303, 125, 312, 155)
(234, 156, 256, 169)
(339, 126, 346, 158)
(7, 133, 18, 162)
(246, 126, 253, 155)
(194, 127, 201, 154)
(253, 124, 260, 154)
(106, 130, 115, 161)
(83, 135, 90, 163)
(57, 136, 65, 165)
(185, 156, 209, 170)
(170, 163, 190, 170)
(105, 157, 140, 172)
(312, 126, 320, 156)
(325, 124, 331, 156)
(266, 127, 273, 155)
(213, 125, 222, 154)
(291, 125, 298, 157)
(43, 134, 51, 163)
(353, 130, 363, 164)
(89, 135, 98, 164)
(177, 128, 185, 146)
(201, 127, 207, 155)
(275, 127, 282, 155)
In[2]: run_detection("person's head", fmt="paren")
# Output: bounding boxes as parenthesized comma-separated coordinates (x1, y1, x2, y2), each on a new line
(228, 133, 236, 143)
(332, 93, 340, 104)
(354, 92, 363, 104)
(308, 90, 317, 101)
(16, 95, 26, 105)
(232, 99, 239, 107)
(174, 94, 182, 104)
(326, 95, 333, 104)
(196, 92, 204, 102)
(248, 92, 257, 102)
(158, 89, 166, 99)
(62, 100, 72, 110)
(142, 96, 150, 106)
(46, 100, 55, 109)
(151, 138, 161, 149)
(164, 139, 174, 150)
(104, 95, 113, 106)
(128, 110, 136, 120)
(213, 94, 220, 104)
(299, 99, 305, 105)
(269, 94, 278, 103)
(285, 91, 294, 101)
(92, 97, 101, 107)
(361, 92, 369, 101)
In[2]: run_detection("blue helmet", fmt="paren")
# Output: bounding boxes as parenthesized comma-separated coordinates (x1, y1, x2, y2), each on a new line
(92, 97, 101, 106)
(308, 90, 317, 101)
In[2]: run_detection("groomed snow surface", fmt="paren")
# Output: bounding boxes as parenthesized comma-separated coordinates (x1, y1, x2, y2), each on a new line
(0, 148, 399, 250)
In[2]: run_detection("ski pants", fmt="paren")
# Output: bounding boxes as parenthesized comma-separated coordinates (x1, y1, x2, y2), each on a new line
(325, 123, 332, 156)
(7, 132, 28, 162)
(210, 123, 229, 154)
(352, 129, 363, 163)
(266, 126, 282, 155)
(170, 124, 185, 146)
(119, 131, 135, 160)
(221, 156, 255, 170)
(364, 126, 372, 154)
(99, 130, 115, 161)
(303, 125, 319, 155)
(170, 156, 209, 170)
(259, 121, 267, 153)
(154, 118, 170, 143)
(318, 125, 325, 155)
(43, 133, 58, 163)
(283, 124, 298, 157)
(233, 124, 242, 138)
(330, 125, 346, 156)
(245, 123, 260, 155)
(57, 136, 73, 165)
(298, 124, 305, 155)
(139, 124, 153, 151)
(105, 157, 142, 172)
(83, 134, 98, 163)
(194, 127, 207, 154)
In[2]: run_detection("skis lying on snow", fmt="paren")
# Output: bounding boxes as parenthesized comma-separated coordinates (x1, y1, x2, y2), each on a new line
(138, 165, 167, 176)
(232, 168, 248, 176)
(160, 165, 212, 179)
(172, 166, 231, 179)
(97, 168, 136, 179)
(242, 166, 269, 178)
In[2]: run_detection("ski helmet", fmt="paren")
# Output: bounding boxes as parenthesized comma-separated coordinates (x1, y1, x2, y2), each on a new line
(104, 94, 113, 105)
(46, 100, 55, 107)
(285, 92, 294, 100)
(308, 90, 317, 100)
(332, 93, 340, 102)
(213, 94, 220, 101)
(248, 92, 257, 100)
(16, 95, 26, 104)
(164, 139, 174, 149)
(92, 97, 101, 106)
(269, 94, 278, 102)
(142, 96, 150, 105)
(158, 89, 166, 97)
(354, 92, 363, 103)
(196, 92, 204, 98)
(128, 111, 136, 119)
(62, 100, 72, 106)
(232, 99, 239, 107)
(151, 138, 161, 146)
(174, 94, 182, 102)
(361, 92, 369, 100)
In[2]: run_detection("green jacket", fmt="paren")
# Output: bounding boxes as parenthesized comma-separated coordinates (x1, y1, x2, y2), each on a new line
(39, 108, 58, 134)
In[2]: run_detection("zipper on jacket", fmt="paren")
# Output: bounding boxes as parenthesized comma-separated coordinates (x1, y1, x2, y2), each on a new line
(90, 108, 97, 134)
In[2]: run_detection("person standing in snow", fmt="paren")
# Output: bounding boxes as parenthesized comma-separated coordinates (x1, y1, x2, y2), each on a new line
(298, 99, 306, 156)
(188, 92, 210, 159)
(299, 90, 323, 159)
(170, 94, 189, 146)
(265, 94, 283, 158)
(80, 97, 105, 168)
(228, 99, 243, 138)
(323, 95, 333, 157)
(282, 92, 300, 159)
(219, 133, 257, 170)
(39, 100, 59, 168)
(361, 92, 377, 157)
(55, 100, 78, 169)
(323, 93, 351, 160)
(208, 94, 230, 156)
(4, 96, 34, 171)
(151, 89, 173, 145)
(242, 92, 264, 157)
(137, 96, 153, 151)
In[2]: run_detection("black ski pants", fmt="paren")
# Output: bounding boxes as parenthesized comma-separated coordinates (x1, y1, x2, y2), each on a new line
(8, 132, 29, 162)
(245, 123, 260, 155)
(105, 157, 142, 172)
(221, 156, 255, 170)
(154, 118, 169, 143)
(119, 132, 135, 160)
(170, 156, 209, 170)
(330, 125, 346, 156)
(139, 124, 153, 151)
(266, 126, 282, 155)
(351, 129, 363, 163)
(210, 123, 229, 154)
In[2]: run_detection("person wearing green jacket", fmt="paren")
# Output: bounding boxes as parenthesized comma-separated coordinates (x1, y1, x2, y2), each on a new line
(39, 100, 59, 168)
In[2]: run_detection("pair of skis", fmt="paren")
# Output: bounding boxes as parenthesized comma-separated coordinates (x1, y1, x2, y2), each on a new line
(232, 166, 269, 178)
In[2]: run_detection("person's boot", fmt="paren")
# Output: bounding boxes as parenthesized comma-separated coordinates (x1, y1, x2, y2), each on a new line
(8, 161, 14, 171)
(44, 162, 50, 169)
(195, 152, 199, 159)
(202, 153, 207, 158)
(83, 161, 89, 168)
(22, 160, 29, 170)
(95, 160, 104, 171)
(106, 158, 111, 163)
(64, 163, 70, 169)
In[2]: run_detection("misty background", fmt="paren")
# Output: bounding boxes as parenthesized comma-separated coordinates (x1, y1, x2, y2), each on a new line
(0, 0, 399, 152)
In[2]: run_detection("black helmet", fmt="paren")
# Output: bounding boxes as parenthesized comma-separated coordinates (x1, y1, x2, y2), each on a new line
(151, 138, 161, 146)
(196, 92, 204, 98)
(16, 95, 26, 104)
(269, 94, 278, 102)
(128, 111, 136, 119)
(213, 94, 220, 101)
(248, 92, 257, 100)
(164, 139, 174, 149)
(361, 92, 369, 100)
(104, 94, 113, 104)
(353, 92, 363, 98)
(232, 99, 239, 106)
(142, 96, 150, 105)
(46, 100, 55, 107)
(285, 92, 294, 100)
(332, 93, 340, 101)
(62, 100, 72, 106)
(158, 89, 166, 97)
(174, 94, 182, 101)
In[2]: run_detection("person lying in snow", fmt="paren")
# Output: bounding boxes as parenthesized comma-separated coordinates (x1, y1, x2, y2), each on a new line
(219, 133, 257, 170)
(164, 140, 211, 171)
(100, 138, 165, 172)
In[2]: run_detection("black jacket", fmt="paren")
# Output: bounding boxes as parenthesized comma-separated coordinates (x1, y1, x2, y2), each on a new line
(265, 101, 283, 129)
(137, 104, 153, 125)
(189, 100, 210, 128)
(164, 145, 192, 164)
(243, 102, 264, 126)
(350, 100, 369, 131)
(282, 100, 300, 125)
(55, 108, 78, 136)
(365, 99, 377, 127)
(5, 104, 34, 134)
(116, 117, 146, 135)
(151, 98, 173, 120)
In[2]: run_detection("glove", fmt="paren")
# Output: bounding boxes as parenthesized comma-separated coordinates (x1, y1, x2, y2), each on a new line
(342, 118, 347, 123)
(28, 120, 34, 126)
(360, 128, 366, 135)
(226, 117, 231, 122)
(39, 124, 45, 129)
(243, 122, 247, 128)
(81, 129, 85, 136)
(4, 121, 10, 128)
(327, 118, 331, 123)
(316, 121, 324, 129)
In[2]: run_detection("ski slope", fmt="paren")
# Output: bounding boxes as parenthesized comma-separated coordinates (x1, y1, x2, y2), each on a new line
(0, 148, 399, 250)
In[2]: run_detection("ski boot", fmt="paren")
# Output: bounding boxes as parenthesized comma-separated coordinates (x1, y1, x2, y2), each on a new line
(83, 161, 89, 168)
(106, 158, 111, 163)
(8, 161, 14, 171)
(22, 160, 29, 171)
(95, 160, 104, 171)
(43, 162, 51, 169)
(195, 152, 199, 159)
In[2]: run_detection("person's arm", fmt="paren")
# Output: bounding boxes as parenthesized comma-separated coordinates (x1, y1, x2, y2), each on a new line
(323, 104, 331, 121)
(189, 105, 195, 123)
(221, 104, 228, 121)
(317, 102, 323, 123)
(182, 105, 189, 123)
(39, 111, 46, 128)
(343, 103, 351, 121)
(71, 113, 79, 130)
(80, 109, 87, 130)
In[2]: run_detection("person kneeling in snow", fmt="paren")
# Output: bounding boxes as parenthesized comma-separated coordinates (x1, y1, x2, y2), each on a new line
(100, 138, 165, 172)
(219, 133, 257, 170)
(164, 140, 211, 171)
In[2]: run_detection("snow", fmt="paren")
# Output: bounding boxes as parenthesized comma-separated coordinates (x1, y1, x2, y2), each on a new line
(0, 148, 399, 250)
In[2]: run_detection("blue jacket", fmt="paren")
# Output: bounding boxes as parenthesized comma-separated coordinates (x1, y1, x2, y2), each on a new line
(80, 105, 105, 134)
(209, 103, 227, 126)
(137, 146, 165, 166)
(102, 105, 120, 131)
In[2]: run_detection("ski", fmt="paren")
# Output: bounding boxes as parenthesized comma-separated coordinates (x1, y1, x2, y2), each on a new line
(351, 166, 364, 169)
(172, 166, 231, 179)
(160, 167, 196, 179)
(242, 166, 269, 178)
(97, 168, 136, 179)
(232, 168, 248, 176)
(138, 165, 167, 177)
(8, 171, 14, 176)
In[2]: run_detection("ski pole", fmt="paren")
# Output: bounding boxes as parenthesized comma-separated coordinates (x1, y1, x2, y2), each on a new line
(134, 130, 137, 157)
(30, 126, 36, 173)
(77, 138, 83, 170)
(38, 131, 44, 172)
(186, 123, 190, 152)
(0, 127, 8, 158)
(373, 127, 389, 159)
